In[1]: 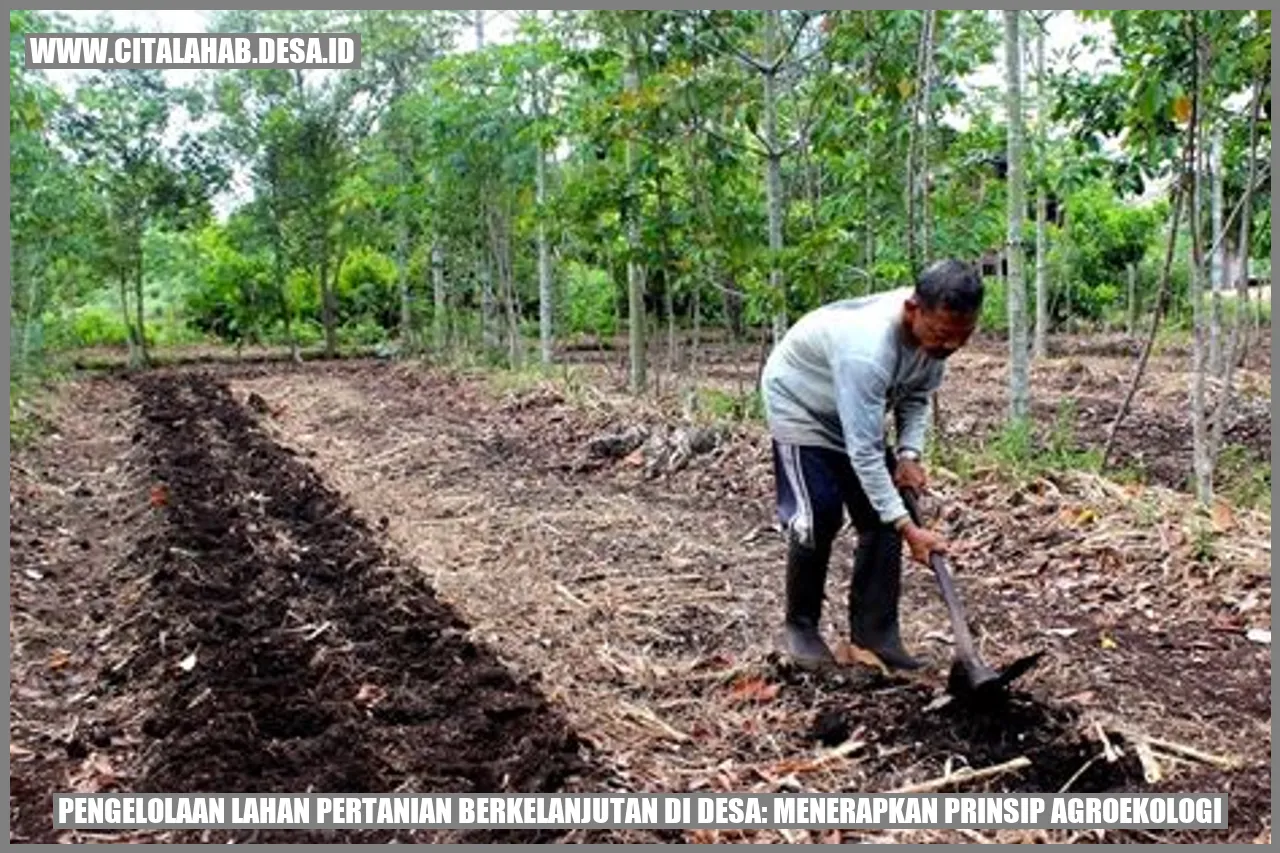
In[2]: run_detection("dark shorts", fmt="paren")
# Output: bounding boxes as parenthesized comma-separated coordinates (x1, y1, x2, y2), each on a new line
(772, 440, 898, 549)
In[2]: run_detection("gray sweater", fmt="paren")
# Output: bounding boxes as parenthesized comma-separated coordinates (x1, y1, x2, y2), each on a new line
(760, 288, 946, 525)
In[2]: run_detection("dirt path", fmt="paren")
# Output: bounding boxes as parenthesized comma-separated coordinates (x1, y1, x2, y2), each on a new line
(230, 361, 1271, 843)
(11, 378, 149, 842)
(10, 371, 611, 843)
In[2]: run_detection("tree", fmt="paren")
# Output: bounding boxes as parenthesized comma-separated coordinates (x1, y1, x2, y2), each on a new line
(1031, 11, 1051, 359)
(904, 10, 937, 276)
(1081, 9, 1271, 501)
(61, 69, 221, 367)
(1003, 11, 1030, 420)
(623, 23, 647, 392)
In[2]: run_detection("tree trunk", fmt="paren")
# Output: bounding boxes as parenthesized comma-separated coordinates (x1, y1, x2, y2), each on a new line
(1209, 73, 1264, 463)
(918, 85, 934, 267)
(20, 267, 41, 368)
(396, 215, 413, 354)
(502, 211, 522, 369)
(664, 279, 676, 373)
(863, 137, 875, 292)
(486, 205, 520, 367)
(432, 241, 447, 352)
(691, 281, 702, 379)
(763, 9, 787, 344)
(1208, 127, 1225, 377)
(1126, 263, 1137, 336)
(480, 232, 498, 357)
(275, 245, 299, 363)
(1003, 11, 1030, 421)
(722, 282, 743, 342)
(1187, 19, 1212, 506)
(1032, 15, 1049, 360)
(536, 119, 553, 367)
(319, 248, 337, 359)
(1062, 206, 1073, 327)
(134, 242, 148, 368)
(655, 169, 676, 374)
(624, 40, 646, 394)
(118, 272, 138, 368)
(1102, 125, 1195, 469)
(916, 11, 938, 271)
(904, 12, 927, 277)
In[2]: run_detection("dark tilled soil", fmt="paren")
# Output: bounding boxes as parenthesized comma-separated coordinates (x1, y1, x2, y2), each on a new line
(12, 371, 603, 843)
(789, 672, 1148, 794)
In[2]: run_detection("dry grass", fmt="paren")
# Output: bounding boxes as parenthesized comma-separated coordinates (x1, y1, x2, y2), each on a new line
(228, 357, 1271, 844)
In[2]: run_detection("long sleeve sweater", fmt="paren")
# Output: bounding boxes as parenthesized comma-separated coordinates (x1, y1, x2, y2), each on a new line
(760, 288, 946, 525)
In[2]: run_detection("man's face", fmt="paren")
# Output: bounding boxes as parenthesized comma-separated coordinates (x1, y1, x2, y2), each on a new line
(904, 299, 978, 360)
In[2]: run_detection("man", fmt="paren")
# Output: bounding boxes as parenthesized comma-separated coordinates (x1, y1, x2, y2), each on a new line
(760, 259, 984, 671)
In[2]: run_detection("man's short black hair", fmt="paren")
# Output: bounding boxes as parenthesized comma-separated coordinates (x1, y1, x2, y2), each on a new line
(914, 259, 984, 315)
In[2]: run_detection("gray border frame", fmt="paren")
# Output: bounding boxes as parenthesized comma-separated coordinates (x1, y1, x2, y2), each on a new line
(2, 6, 1269, 850)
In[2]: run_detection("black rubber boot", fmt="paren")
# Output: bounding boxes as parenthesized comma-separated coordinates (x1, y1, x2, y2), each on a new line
(849, 527, 924, 671)
(782, 539, 836, 670)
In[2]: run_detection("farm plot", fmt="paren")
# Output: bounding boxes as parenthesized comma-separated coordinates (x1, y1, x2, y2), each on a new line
(10, 351, 1272, 844)
(10, 371, 616, 844)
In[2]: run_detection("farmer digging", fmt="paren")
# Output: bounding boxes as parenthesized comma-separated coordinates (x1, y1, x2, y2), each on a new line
(761, 259, 984, 671)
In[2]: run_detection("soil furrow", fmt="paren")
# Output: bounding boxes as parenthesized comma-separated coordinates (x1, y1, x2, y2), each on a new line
(89, 371, 597, 842)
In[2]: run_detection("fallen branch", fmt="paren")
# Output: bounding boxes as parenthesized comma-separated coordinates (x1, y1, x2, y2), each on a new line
(889, 756, 1031, 794)
(619, 702, 691, 744)
(1145, 736, 1241, 771)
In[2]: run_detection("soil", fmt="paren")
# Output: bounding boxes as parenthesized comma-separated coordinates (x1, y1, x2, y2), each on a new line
(10, 372, 609, 844)
(10, 342, 1272, 844)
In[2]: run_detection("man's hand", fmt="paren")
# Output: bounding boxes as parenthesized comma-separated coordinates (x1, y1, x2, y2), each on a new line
(893, 458, 928, 492)
(901, 522, 948, 564)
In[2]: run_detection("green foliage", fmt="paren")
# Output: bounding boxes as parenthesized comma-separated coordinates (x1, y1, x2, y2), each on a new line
(1051, 181, 1161, 322)
(699, 387, 763, 422)
(939, 397, 1103, 483)
(1215, 444, 1271, 511)
(52, 305, 131, 348)
(10, 379, 50, 450)
(8, 9, 1270, 381)
(1188, 517, 1217, 563)
(563, 261, 618, 337)
(337, 247, 398, 327)
(339, 318, 391, 347)
(977, 276, 1008, 333)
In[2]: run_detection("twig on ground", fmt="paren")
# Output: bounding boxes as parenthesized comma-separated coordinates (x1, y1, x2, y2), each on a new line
(553, 582, 589, 610)
(889, 756, 1031, 794)
(1145, 735, 1242, 771)
(1058, 752, 1103, 794)
(1094, 721, 1122, 763)
(619, 702, 692, 744)
(1131, 738, 1164, 784)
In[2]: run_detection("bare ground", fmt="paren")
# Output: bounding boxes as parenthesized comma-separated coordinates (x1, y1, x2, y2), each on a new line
(9, 340, 1272, 844)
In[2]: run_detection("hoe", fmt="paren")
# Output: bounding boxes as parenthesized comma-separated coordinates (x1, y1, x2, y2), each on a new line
(900, 487, 1043, 706)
